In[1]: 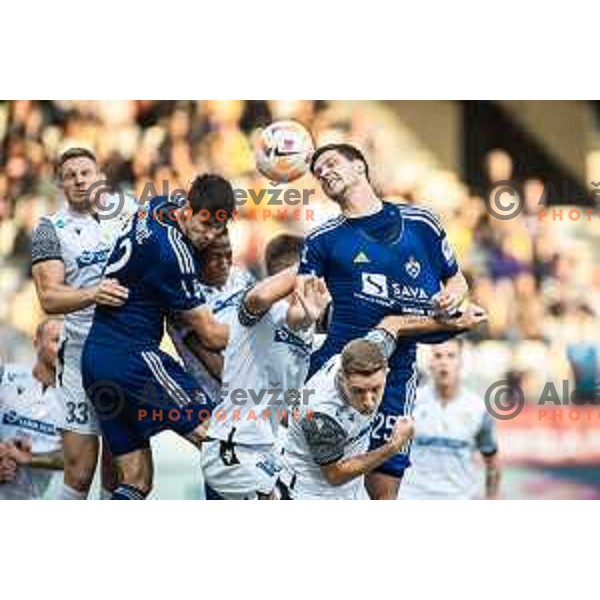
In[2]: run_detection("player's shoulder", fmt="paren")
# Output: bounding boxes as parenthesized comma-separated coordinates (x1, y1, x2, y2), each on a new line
(305, 214, 348, 243)
(307, 355, 342, 404)
(145, 197, 196, 272)
(33, 208, 68, 236)
(397, 202, 445, 236)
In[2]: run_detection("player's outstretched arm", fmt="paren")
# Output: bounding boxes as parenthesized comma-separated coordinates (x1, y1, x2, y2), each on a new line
(32, 261, 129, 314)
(320, 417, 414, 487)
(287, 275, 332, 331)
(377, 301, 488, 339)
(245, 265, 297, 315)
(181, 306, 229, 352)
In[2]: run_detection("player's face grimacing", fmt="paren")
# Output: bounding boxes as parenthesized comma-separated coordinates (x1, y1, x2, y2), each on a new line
(200, 235, 233, 287)
(429, 340, 462, 389)
(59, 156, 101, 210)
(312, 150, 364, 201)
(340, 368, 387, 415)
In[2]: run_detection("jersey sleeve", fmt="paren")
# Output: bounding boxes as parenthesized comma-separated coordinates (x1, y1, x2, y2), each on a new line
(146, 227, 206, 312)
(416, 208, 459, 281)
(432, 230, 458, 281)
(300, 411, 348, 465)
(298, 232, 326, 277)
(237, 287, 269, 327)
(31, 218, 63, 266)
(476, 411, 498, 456)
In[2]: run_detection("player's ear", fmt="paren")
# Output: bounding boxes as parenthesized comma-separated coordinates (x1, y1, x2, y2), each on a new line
(354, 160, 366, 176)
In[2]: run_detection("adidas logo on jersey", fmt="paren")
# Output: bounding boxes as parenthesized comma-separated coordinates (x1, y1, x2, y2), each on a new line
(353, 251, 370, 264)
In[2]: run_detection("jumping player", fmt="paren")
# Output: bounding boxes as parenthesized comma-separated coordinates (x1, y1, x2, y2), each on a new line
(301, 143, 471, 499)
(82, 175, 235, 499)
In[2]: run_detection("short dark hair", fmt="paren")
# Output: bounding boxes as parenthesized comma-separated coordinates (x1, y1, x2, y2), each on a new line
(310, 143, 370, 181)
(188, 174, 235, 218)
(56, 147, 97, 178)
(265, 233, 304, 276)
(341, 339, 387, 377)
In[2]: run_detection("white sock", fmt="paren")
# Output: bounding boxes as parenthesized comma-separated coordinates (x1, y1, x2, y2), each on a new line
(100, 488, 112, 500)
(57, 483, 87, 500)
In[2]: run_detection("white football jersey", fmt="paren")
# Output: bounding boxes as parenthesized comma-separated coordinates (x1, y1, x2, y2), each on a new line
(168, 267, 254, 402)
(208, 298, 313, 447)
(31, 195, 138, 346)
(0, 363, 63, 500)
(281, 355, 374, 500)
(400, 384, 498, 500)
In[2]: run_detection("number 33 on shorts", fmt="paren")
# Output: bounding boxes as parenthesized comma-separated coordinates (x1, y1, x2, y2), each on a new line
(65, 401, 89, 425)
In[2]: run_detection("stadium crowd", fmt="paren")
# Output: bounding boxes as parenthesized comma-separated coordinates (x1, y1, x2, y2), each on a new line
(1, 100, 599, 403)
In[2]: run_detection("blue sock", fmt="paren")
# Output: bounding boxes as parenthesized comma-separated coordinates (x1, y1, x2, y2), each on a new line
(111, 483, 148, 500)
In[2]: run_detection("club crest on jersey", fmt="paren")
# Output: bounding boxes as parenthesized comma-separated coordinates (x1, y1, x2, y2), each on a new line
(405, 256, 421, 279)
(353, 251, 370, 264)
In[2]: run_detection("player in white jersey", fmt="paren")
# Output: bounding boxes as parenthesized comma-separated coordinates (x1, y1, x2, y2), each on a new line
(202, 234, 330, 499)
(279, 306, 488, 499)
(0, 318, 64, 499)
(168, 230, 254, 401)
(280, 336, 415, 499)
(400, 338, 501, 500)
(31, 147, 137, 500)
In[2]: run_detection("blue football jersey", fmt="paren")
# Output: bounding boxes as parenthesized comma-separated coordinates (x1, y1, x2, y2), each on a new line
(299, 202, 459, 384)
(86, 197, 206, 352)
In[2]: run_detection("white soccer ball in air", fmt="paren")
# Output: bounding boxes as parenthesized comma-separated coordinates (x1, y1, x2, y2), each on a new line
(255, 120, 315, 183)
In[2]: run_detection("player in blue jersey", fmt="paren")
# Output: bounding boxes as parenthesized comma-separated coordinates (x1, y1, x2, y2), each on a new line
(82, 175, 235, 500)
(301, 143, 476, 499)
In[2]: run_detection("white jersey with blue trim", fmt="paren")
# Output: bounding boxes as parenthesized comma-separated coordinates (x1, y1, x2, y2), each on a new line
(208, 298, 313, 447)
(31, 194, 138, 346)
(168, 267, 254, 401)
(0, 363, 63, 499)
(400, 384, 498, 499)
(281, 355, 373, 499)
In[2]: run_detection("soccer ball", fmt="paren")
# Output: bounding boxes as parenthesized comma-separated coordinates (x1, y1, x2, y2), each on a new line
(255, 120, 314, 183)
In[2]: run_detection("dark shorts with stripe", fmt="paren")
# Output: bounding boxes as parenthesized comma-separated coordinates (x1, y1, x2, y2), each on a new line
(82, 342, 215, 456)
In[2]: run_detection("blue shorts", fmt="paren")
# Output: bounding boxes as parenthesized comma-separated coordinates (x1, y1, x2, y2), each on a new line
(81, 342, 215, 456)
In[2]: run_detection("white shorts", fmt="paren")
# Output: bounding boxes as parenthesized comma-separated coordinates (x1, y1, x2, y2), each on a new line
(279, 456, 369, 500)
(57, 338, 100, 435)
(201, 439, 281, 499)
